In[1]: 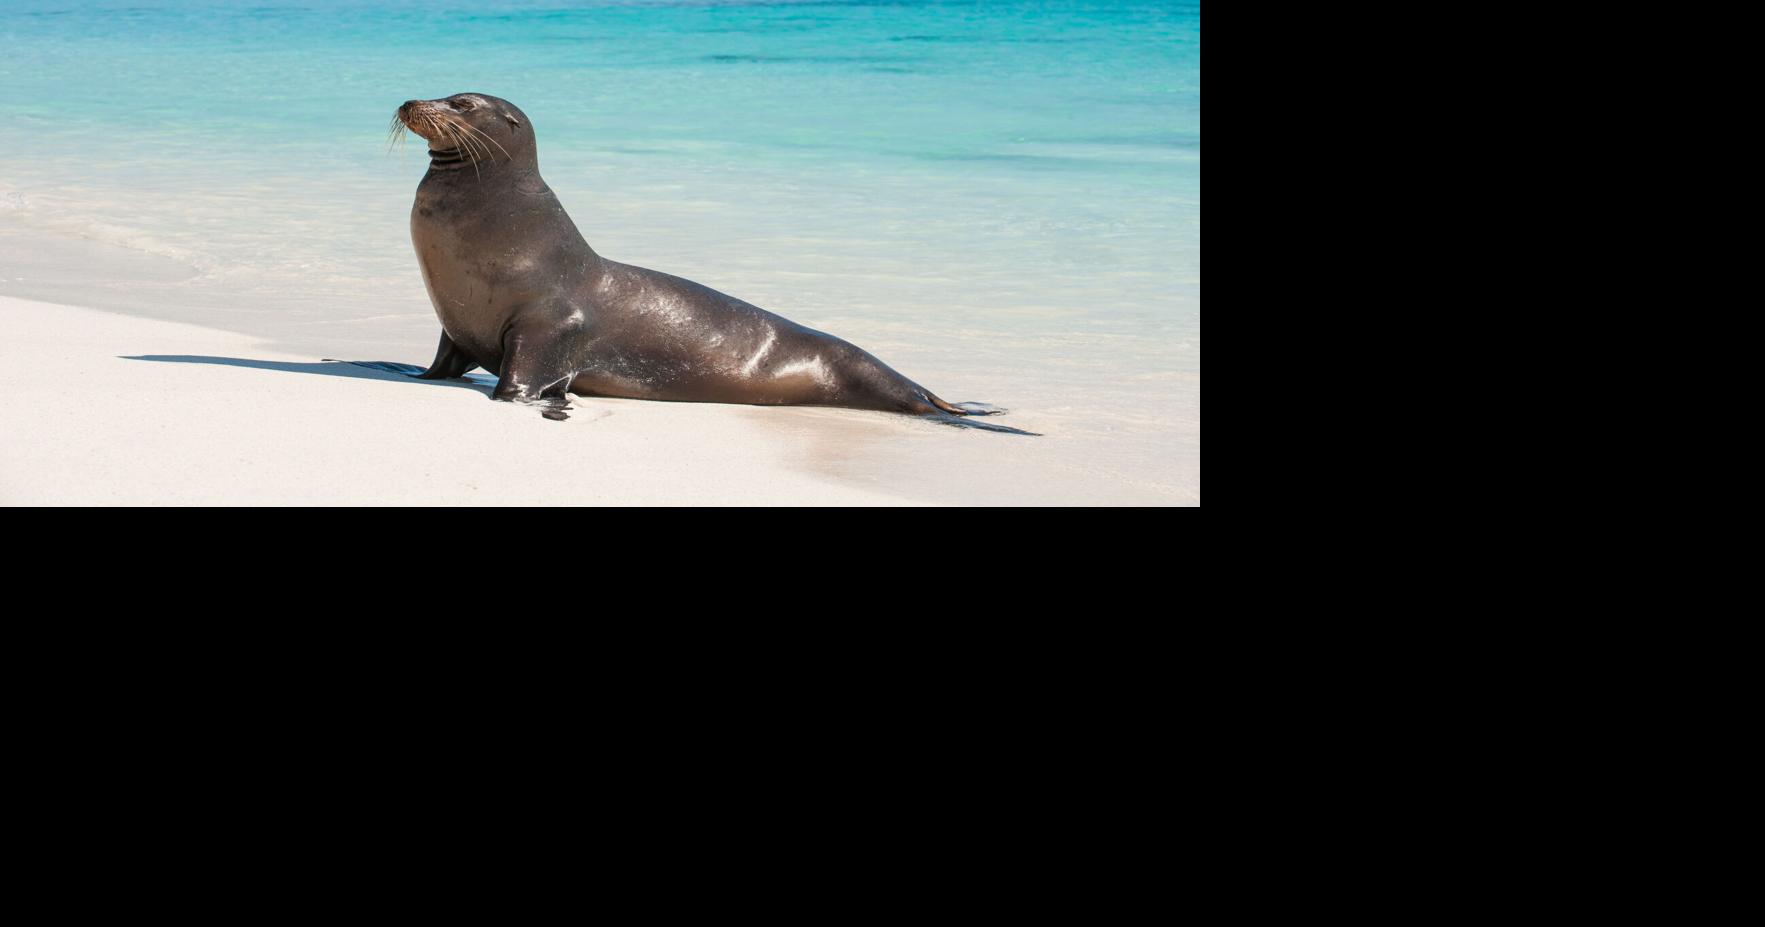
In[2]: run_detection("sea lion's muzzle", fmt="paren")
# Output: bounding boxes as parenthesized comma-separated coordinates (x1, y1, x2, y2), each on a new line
(398, 100, 452, 136)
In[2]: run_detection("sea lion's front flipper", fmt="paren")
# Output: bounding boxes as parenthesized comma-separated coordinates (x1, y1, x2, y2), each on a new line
(415, 330, 480, 379)
(491, 313, 585, 420)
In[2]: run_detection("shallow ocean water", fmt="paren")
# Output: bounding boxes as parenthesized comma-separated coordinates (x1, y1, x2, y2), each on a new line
(0, 0, 1199, 503)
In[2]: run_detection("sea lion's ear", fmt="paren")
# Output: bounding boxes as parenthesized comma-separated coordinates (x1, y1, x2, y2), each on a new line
(505, 114, 522, 129)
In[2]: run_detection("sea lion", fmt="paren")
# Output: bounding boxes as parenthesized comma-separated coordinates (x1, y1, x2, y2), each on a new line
(392, 93, 1027, 433)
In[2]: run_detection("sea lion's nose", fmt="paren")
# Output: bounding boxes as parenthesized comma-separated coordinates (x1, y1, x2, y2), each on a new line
(400, 100, 418, 117)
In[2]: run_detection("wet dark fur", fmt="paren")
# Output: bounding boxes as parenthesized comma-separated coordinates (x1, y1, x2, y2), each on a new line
(397, 93, 1031, 434)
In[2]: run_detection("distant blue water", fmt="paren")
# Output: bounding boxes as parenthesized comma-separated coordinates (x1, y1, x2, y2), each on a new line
(0, 0, 1197, 287)
(0, 0, 1200, 495)
(0, 1, 1198, 163)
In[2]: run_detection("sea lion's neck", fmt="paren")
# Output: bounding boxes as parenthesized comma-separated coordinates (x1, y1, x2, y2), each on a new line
(414, 159, 586, 253)
(428, 147, 469, 169)
(425, 147, 539, 176)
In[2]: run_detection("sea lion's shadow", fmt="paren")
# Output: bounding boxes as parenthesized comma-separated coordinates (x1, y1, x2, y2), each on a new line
(119, 355, 498, 393)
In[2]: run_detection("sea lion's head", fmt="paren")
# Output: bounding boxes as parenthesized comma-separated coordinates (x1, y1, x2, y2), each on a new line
(395, 93, 535, 172)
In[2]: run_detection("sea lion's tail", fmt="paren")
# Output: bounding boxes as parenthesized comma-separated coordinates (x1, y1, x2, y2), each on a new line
(921, 394, 1038, 435)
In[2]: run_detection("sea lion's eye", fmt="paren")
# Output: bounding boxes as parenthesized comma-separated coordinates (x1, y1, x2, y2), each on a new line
(453, 99, 475, 110)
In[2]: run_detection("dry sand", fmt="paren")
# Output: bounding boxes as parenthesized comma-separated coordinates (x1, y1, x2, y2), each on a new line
(0, 295, 924, 506)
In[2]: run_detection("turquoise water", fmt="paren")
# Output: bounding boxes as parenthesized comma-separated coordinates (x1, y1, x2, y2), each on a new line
(0, 0, 1200, 501)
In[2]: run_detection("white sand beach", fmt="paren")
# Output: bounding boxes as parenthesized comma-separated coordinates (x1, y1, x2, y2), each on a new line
(0, 295, 943, 505)
(1, 220, 1197, 506)
(2, 294, 1196, 506)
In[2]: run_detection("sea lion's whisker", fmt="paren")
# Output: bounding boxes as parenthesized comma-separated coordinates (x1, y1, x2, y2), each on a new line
(424, 114, 455, 158)
(425, 114, 451, 152)
(455, 120, 511, 162)
(442, 115, 492, 163)
(386, 114, 407, 154)
(446, 124, 482, 180)
(465, 130, 493, 165)
(442, 119, 474, 155)
(454, 121, 495, 168)
(469, 123, 511, 161)
(443, 122, 468, 159)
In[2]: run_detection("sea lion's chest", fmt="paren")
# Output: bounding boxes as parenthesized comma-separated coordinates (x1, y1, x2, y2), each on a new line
(413, 176, 595, 348)
(411, 211, 504, 357)
(410, 185, 549, 359)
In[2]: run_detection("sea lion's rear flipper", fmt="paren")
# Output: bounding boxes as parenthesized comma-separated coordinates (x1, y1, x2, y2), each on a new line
(927, 413, 1040, 436)
(900, 388, 1031, 431)
(926, 394, 1009, 418)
